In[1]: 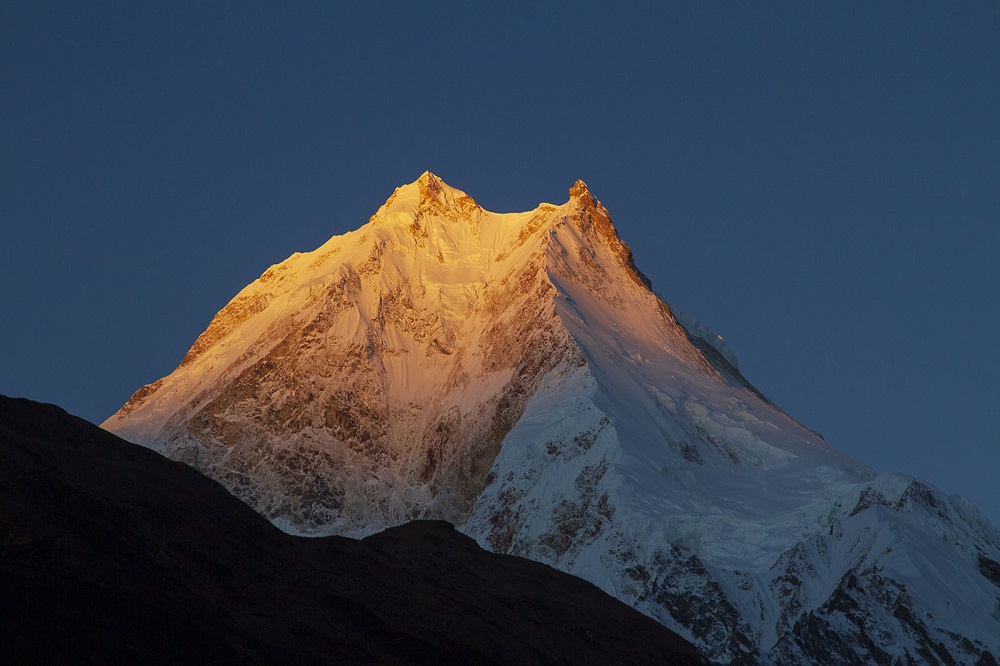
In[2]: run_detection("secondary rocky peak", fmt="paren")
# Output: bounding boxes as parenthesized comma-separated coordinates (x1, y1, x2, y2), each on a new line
(569, 178, 590, 198)
(555, 179, 651, 291)
(568, 178, 597, 207)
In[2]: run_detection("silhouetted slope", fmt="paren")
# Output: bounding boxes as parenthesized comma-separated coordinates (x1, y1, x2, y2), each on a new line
(0, 395, 700, 665)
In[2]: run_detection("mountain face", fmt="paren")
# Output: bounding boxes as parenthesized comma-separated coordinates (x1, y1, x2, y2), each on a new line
(2, 395, 699, 664)
(104, 173, 1000, 664)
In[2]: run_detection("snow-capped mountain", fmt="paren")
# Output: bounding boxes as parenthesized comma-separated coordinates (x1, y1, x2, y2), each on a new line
(105, 173, 1000, 664)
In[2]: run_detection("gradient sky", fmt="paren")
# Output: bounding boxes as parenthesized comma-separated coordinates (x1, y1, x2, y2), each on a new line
(3, 3, 998, 525)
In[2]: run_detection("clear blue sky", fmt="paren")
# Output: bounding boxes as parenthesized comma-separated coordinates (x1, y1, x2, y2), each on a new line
(3, 3, 998, 525)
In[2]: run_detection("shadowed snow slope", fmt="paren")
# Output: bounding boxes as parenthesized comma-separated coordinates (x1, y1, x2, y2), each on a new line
(105, 173, 1000, 664)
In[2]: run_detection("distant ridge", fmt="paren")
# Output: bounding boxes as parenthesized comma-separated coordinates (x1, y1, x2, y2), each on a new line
(0, 394, 701, 664)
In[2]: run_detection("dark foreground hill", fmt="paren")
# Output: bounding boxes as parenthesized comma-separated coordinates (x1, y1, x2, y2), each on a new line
(0, 395, 700, 665)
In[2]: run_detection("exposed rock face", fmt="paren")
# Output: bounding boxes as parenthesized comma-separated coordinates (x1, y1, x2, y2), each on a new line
(105, 173, 1000, 663)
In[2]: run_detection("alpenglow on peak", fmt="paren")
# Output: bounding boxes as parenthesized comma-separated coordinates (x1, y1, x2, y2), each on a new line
(104, 170, 720, 533)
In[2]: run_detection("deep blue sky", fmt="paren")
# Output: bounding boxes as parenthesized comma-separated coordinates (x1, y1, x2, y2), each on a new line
(3, 3, 998, 525)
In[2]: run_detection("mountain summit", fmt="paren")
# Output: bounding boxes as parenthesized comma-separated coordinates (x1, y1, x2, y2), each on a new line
(105, 173, 1000, 664)
(104, 171, 658, 534)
